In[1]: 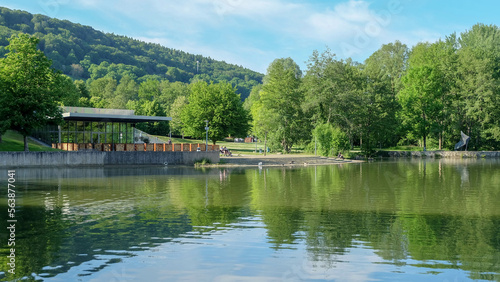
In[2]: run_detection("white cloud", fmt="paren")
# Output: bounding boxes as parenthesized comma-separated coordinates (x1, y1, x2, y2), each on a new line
(69, 0, 444, 71)
(334, 0, 374, 23)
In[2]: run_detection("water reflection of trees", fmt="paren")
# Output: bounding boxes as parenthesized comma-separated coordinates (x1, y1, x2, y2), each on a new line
(247, 162, 500, 280)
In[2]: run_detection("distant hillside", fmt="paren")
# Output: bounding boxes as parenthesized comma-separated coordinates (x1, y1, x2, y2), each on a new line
(0, 6, 263, 99)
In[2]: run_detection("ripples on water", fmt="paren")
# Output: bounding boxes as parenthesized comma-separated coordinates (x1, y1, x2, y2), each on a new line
(1, 160, 500, 281)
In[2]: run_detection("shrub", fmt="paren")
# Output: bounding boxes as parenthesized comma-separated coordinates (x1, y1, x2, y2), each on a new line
(312, 123, 350, 157)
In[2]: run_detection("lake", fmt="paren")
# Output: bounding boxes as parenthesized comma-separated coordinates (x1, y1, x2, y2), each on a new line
(1, 159, 500, 281)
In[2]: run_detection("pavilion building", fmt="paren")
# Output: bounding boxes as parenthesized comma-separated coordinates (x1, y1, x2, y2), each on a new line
(33, 107, 172, 151)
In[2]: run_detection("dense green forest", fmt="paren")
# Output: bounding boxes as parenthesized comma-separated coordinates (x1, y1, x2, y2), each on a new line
(0, 7, 263, 100)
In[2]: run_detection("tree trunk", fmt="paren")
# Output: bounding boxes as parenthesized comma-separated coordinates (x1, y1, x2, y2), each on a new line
(264, 132, 267, 156)
(360, 133, 362, 149)
(439, 131, 442, 150)
(24, 135, 29, 152)
(422, 112, 427, 150)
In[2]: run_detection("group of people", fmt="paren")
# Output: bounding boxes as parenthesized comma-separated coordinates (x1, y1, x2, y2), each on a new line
(220, 146, 232, 156)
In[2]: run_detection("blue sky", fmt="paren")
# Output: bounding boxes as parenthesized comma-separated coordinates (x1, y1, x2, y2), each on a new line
(2, 0, 500, 73)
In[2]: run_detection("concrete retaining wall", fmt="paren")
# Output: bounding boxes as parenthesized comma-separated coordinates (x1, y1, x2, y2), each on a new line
(0, 151, 219, 167)
(386, 151, 500, 158)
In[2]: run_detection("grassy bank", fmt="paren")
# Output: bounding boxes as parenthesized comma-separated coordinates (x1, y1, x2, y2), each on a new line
(0, 130, 60, 152)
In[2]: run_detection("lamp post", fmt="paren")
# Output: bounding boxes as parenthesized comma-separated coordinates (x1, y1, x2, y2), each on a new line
(204, 120, 209, 151)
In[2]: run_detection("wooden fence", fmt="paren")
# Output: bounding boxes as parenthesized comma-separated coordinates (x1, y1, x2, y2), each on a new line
(52, 143, 219, 152)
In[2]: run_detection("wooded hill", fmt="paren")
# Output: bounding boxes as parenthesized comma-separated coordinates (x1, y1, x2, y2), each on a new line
(0, 6, 263, 100)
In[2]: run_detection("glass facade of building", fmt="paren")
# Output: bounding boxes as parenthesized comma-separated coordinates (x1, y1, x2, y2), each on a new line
(32, 107, 171, 149)
(33, 121, 136, 145)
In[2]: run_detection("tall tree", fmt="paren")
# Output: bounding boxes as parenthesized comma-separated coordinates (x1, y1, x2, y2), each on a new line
(398, 65, 444, 149)
(407, 40, 458, 149)
(135, 99, 169, 135)
(302, 51, 363, 144)
(257, 58, 305, 153)
(363, 41, 408, 150)
(456, 24, 500, 149)
(364, 41, 409, 96)
(88, 77, 117, 108)
(159, 80, 190, 115)
(0, 33, 64, 151)
(169, 95, 188, 138)
(58, 74, 80, 106)
(250, 87, 277, 155)
(181, 81, 249, 144)
(138, 78, 161, 101)
(111, 75, 138, 109)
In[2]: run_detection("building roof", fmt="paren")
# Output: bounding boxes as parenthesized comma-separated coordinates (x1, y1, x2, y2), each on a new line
(62, 107, 172, 123)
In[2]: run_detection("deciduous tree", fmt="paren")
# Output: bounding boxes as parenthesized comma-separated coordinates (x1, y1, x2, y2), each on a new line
(169, 95, 188, 138)
(0, 33, 64, 151)
(181, 81, 249, 144)
(398, 66, 444, 149)
(257, 58, 306, 153)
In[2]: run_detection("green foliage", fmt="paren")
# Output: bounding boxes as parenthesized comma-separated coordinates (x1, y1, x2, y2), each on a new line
(455, 24, 500, 149)
(398, 65, 444, 149)
(312, 123, 333, 156)
(169, 95, 188, 136)
(181, 81, 249, 144)
(301, 47, 402, 156)
(363, 41, 407, 149)
(249, 85, 275, 152)
(135, 99, 169, 135)
(58, 74, 81, 106)
(302, 49, 362, 128)
(256, 58, 307, 153)
(111, 75, 138, 109)
(138, 78, 161, 101)
(312, 123, 350, 157)
(0, 33, 65, 151)
(159, 81, 190, 115)
(331, 126, 351, 156)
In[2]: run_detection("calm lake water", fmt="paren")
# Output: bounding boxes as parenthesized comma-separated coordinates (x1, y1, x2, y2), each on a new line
(1, 159, 500, 281)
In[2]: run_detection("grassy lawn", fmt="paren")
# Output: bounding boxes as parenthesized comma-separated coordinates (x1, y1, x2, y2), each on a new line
(0, 130, 60, 152)
(154, 135, 306, 155)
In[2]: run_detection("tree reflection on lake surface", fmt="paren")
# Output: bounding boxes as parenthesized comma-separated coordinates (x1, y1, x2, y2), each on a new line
(1, 159, 500, 281)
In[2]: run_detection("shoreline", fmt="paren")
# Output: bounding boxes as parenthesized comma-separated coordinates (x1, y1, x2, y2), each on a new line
(207, 154, 364, 167)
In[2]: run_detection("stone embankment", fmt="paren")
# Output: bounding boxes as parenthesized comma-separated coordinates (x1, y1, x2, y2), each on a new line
(385, 151, 500, 158)
(0, 151, 219, 167)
